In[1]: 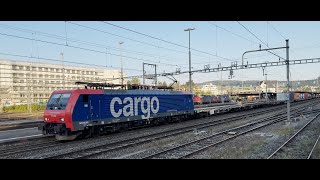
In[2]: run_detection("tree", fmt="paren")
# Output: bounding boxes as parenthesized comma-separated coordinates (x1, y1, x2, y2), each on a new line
(127, 78, 140, 85)
(172, 81, 181, 90)
(158, 81, 167, 86)
(162, 81, 167, 86)
(302, 86, 311, 92)
(185, 80, 195, 88)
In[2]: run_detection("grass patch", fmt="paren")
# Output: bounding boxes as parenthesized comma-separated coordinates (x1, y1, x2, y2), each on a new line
(273, 127, 294, 136)
(2, 104, 46, 113)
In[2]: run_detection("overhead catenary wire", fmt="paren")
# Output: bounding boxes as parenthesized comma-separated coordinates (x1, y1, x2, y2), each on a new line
(237, 21, 286, 61)
(99, 21, 235, 62)
(267, 21, 287, 40)
(0, 23, 192, 65)
(208, 21, 259, 44)
(0, 32, 186, 68)
(0, 52, 141, 72)
(68, 22, 194, 56)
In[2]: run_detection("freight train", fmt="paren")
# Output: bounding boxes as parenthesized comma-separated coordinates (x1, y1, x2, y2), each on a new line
(276, 92, 315, 103)
(39, 83, 195, 140)
(192, 95, 230, 105)
(38, 82, 319, 141)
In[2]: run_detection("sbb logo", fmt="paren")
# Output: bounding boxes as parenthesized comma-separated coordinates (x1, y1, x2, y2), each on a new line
(110, 96, 159, 119)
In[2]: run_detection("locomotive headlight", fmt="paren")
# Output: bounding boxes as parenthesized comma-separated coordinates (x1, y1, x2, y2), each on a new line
(44, 118, 49, 121)
(60, 118, 64, 122)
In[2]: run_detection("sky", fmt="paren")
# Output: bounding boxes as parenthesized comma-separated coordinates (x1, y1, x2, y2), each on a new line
(0, 21, 320, 85)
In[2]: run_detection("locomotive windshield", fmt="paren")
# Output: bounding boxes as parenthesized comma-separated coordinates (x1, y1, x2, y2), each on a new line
(46, 93, 71, 110)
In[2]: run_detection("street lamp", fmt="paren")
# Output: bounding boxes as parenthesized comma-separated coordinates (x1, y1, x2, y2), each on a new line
(184, 27, 195, 92)
(119, 41, 124, 87)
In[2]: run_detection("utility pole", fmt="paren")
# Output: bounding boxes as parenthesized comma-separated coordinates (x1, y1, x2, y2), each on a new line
(286, 39, 290, 122)
(119, 42, 124, 87)
(220, 73, 222, 94)
(184, 27, 195, 92)
(60, 52, 65, 89)
(105, 48, 108, 84)
(142, 63, 145, 85)
(262, 67, 268, 101)
(220, 67, 222, 95)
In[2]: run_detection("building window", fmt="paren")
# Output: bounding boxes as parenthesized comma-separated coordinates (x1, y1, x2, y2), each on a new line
(39, 74, 43, 78)
(44, 68, 48, 71)
(50, 75, 54, 78)
(19, 66, 24, 70)
(32, 67, 37, 71)
(33, 80, 37, 84)
(20, 80, 24, 83)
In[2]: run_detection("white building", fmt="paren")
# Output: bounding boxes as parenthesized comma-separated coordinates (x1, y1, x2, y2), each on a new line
(201, 83, 220, 95)
(0, 59, 124, 106)
(259, 81, 277, 93)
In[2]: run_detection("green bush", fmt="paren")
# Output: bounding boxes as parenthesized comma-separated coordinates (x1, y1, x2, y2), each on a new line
(2, 104, 46, 113)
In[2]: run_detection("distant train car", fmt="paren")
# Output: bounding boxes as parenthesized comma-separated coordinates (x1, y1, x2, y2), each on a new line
(294, 92, 301, 101)
(247, 96, 254, 102)
(39, 89, 194, 140)
(193, 95, 202, 105)
(212, 96, 219, 103)
(276, 92, 294, 102)
(304, 92, 311, 100)
(216, 95, 222, 103)
(202, 95, 212, 104)
(222, 95, 231, 103)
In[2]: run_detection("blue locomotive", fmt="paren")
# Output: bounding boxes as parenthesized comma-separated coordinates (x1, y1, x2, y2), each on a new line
(39, 83, 194, 140)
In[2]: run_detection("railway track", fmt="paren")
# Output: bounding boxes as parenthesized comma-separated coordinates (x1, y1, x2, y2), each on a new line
(0, 139, 58, 157)
(142, 104, 319, 159)
(0, 103, 285, 158)
(45, 99, 318, 159)
(307, 134, 320, 159)
(267, 111, 320, 159)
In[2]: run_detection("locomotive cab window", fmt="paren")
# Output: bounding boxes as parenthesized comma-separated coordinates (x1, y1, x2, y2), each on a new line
(46, 93, 71, 110)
